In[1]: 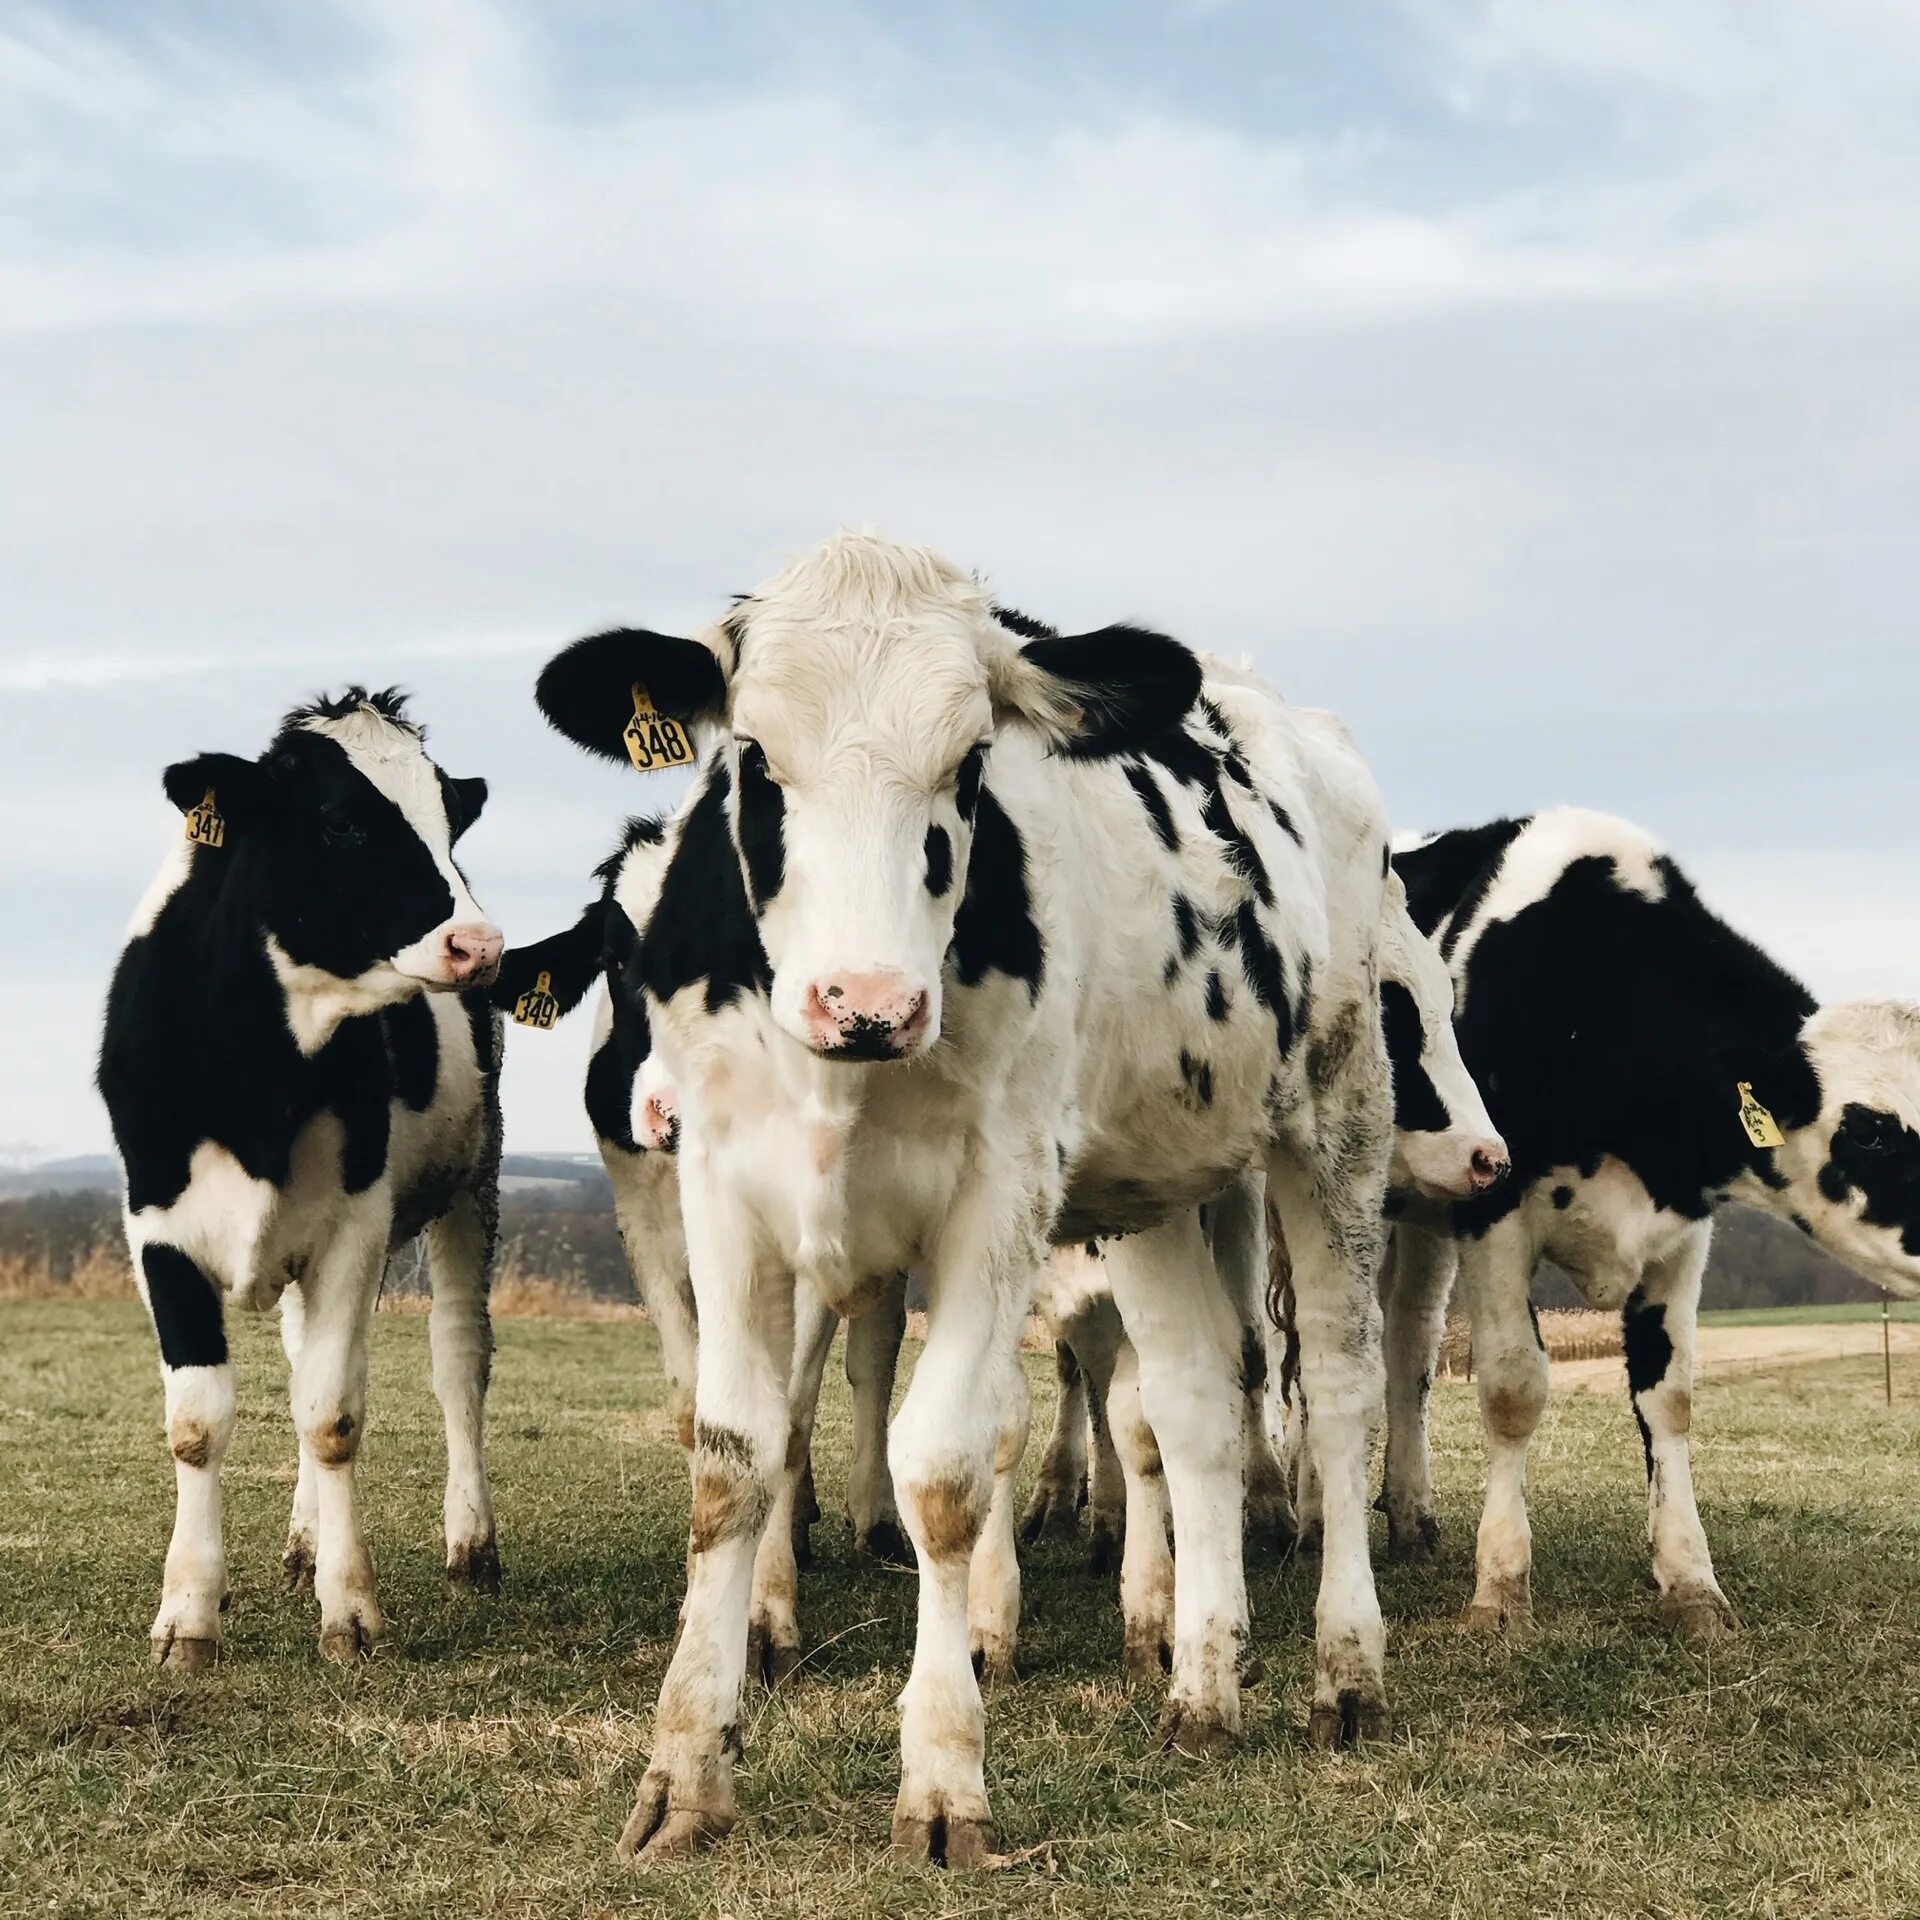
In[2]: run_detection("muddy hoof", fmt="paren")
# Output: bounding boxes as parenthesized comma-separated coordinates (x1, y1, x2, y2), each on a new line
(616, 1774, 731, 1864)
(857, 1519, 913, 1567)
(1123, 1631, 1172, 1687)
(1019, 1480, 1086, 1544)
(282, 1540, 316, 1593)
(150, 1630, 219, 1673)
(446, 1536, 501, 1593)
(318, 1617, 380, 1665)
(971, 1640, 1017, 1689)
(748, 1622, 801, 1689)
(891, 1807, 993, 1870)
(1386, 1513, 1442, 1562)
(1236, 1645, 1265, 1690)
(1461, 1575, 1533, 1636)
(1157, 1700, 1237, 1759)
(1307, 1691, 1390, 1749)
(1087, 1522, 1123, 1577)
(1661, 1584, 1738, 1645)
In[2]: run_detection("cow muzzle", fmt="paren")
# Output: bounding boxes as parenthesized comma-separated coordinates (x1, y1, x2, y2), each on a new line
(800, 971, 932, 1061)
(436, 922, 504, 990)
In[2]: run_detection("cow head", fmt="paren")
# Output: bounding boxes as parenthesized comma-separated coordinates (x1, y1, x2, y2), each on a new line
(1378, 877, 1508, 1201)
(535, 532, 1200, 1060)
(1770, 1001, 1920, 1296)
(164, 689, 501, 1033)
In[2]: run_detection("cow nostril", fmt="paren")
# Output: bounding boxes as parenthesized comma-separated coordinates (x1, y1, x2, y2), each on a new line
(825, 984, 844, 1001)
(1470, 1149, 1509, 1188)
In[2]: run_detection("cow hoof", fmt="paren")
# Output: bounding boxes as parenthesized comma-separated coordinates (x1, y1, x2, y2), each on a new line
(1386, 1513, 1442, 1562)
(1461, 1575, 1532, 1636)
(150, 1630, 219, 1673)
(446, 1536, 501, 1593)
(1293, 1523, 1323, 1557)
(1307, 1691, 1390, 1749)
(748, 1621, 801, 1688)
(891, 1806, 993, 1870)
(282, 1539, 316, 1592)
(1661, 1584, 1738, 1645)
(970, 1639, 1017, 1689)
(857, 1519, 913, 1567)
(1157, 1700, 1237, 1759)
(1123, 1631, 1172, 1687)
(1236, 1645, 1265, 1690)
(1087, 1521, 1123, 1577)
(318, 1616, 380, 1664)
(616, 1775, 731, 1864)
(791, 1524, 815, 1574)
(1019, 1480, 1085, 1544)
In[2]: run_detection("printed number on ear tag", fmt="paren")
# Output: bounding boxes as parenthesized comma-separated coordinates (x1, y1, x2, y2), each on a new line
(513, 970, 561, 1030)
(184, 788, 226, 848)
(1736, 1082, 1786, 1149)
(623, 683, 696, 772)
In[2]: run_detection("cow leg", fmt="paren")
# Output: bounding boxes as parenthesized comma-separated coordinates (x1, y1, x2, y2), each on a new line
(968, 1370, 1029, 1685)
(278, 1287, 318, 1593)
(608, 1147, 699, 1451)
(1629, 1223, 1737, 1642)
(1020, 1341, 1091, 1542)
(1103, 1211, 1248, 1755)
(887, 1176, 1035, 1868)
(427, 1191, 499, 1590)
(1084, 1353, 1127, 1574)
(1379, 1223, 1457, 1560)
(289, 1225, 387, 1663)
(1105, 1329, 1176, 1680)
(136, 1240, 235, 1671)
(1268, 1088, 1392, 1749)
(845, 1274, 908, 1562)
(1457, 1215, 1548, 1633)
(748, 1283, 838, 1687)
(1209, 1173, 1295, 1558)
(619, 1177, 790, 1864)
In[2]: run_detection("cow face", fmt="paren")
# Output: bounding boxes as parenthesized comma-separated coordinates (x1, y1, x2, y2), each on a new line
(535, 532, 1201, 1061)
(1377, 879, 1508, 1201)
(1780, 1001, 1920, 1295)
(164, 690, 502, 1012)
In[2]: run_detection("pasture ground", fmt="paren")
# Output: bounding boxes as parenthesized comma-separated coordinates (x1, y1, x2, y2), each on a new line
(6, 1300, 1920, 1918)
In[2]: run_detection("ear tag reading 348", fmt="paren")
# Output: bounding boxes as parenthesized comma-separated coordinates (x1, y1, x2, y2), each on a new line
(623, 682, 696, 773)
(513, 970, 561, 1030)
(1737, 1082, 1786, 1150)
(183, 788, 226, 849)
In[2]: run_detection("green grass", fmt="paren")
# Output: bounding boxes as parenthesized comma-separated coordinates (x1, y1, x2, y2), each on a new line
(1701, 1301, 1920, 1327)
(7, 1301, 1920, 1918)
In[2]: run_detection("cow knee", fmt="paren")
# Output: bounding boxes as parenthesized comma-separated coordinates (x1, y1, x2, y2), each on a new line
(689, 1421, 776, 1554)
(1479, 1353, 1548, 1443)
(305, 1409, 363, 1467)
(902, 1471, 987, 1562)
(166, 1368, 236, 1470)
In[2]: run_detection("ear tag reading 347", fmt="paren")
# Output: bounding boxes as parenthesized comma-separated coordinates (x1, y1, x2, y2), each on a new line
(183, 788, 226, 848)
(1737, 1082, 1786, 1150)
(513, 970, 561, 1030)
(623, 683, 696, 773)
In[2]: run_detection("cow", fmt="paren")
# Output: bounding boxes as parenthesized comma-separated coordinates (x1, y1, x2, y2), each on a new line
(1024, 865, 1508, 1670)
(97, 689, 505, 1670)
(530, 532, 1400, 1867)
(1385, 806, 1920, 1638)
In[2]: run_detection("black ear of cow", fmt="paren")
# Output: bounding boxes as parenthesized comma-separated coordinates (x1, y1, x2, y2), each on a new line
(162, 752, 274, 822)
(444, 774, 489, 842)
(535, 628, 728, 765)
(488, 900, 610, 1016)
(1022, 625, 1204, 759)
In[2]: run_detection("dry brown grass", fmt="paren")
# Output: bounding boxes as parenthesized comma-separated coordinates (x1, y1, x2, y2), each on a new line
(0, 1243, 134, 1303)
(1436, 1308, 1623, 1377)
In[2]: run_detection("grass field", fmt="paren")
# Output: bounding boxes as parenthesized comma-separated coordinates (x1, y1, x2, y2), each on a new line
(7, 1301, 1920, 1918)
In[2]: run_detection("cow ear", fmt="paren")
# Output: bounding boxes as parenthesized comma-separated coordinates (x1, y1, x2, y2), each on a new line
(162, 753, 275, 824)
(992, 624, 1203, 758)
(443, 774, 489, 842)
(535, 628, 728, 766)
(488, 900, 609, 1016)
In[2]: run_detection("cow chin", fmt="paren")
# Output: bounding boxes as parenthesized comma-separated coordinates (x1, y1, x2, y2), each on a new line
(1392, 1135, 1482, 1203)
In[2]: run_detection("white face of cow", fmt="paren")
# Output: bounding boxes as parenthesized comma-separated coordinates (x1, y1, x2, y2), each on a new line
(1377, 879, 1508, 1201)
(1773, 1001, 1920, 1297)
(533, 532, 1204, 1062)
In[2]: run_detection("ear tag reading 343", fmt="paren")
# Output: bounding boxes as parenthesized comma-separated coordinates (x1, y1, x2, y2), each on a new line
(623, 683, 696, 773)
(183, 788, 226, 849)
(513, 970, 561, 1030)
(1737, 1082, 1786, 1150)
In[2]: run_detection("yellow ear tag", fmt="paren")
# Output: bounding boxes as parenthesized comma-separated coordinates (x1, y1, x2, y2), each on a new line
(513, 970, 561, 1030)
(184, 788, 226, 848)
(622, 682, 697, 772)
(1737, 1082, 1786, 1149)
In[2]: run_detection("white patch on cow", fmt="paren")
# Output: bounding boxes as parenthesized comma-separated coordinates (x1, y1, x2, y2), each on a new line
(126, 838, 194, 940)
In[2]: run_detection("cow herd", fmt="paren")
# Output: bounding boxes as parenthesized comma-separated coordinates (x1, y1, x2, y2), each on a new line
(97, 531, 1920, 1869)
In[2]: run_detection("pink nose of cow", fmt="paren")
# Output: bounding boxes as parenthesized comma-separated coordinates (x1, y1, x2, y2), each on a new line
(442, 923, 503, 988)
(1467, 1143, 1510, 1193)
(802, 972, 931, 1059)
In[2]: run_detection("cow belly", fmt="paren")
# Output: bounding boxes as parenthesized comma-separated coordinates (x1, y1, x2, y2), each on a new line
(1534, 1158, 1701, 1309)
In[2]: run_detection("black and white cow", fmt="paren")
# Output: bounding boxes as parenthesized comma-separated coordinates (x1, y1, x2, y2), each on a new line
(98, 690, 505, 1669)
(530, 533, 1399, 1867)
(1387, 806, 1920, 1638)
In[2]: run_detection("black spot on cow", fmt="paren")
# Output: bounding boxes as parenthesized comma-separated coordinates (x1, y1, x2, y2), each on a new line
(1791, 1212, 1814, 1236)
(1228, 902, 1295, 1055)
(1266, 798, 1305, 847)
(1124, 762, 1179, 852)
(733, 739, 786, 911)
(949, 786, 1045, 1001)
(1238, 1323, 1267, 1396)
(1526, 1301, 1544, 1351)
(1179, 1049, 1215, 1107)
(1135, 723, 1221, 792)
(1202, 783, 1273, 907)
(1379, 980, 1448, 1132)
(1381, 843, 1391, 879)
(1172, 894, 1202, 961)
(1822, 1104, 1920, 1253)
(1622, 1286, 1675, 1479)
(1205, 969, 1229, 1023)
(381, 994, 439, 1113)
(1552, 1185, 1574, 1210)
(924, 824, 954, 898)
(143, 1245, 228, 1370)
(956, 745, 987, 825)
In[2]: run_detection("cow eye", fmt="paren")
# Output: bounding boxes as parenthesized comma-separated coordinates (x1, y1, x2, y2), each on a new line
(1842, 1107, 1902, 1155)
(320, 805, 362, 848)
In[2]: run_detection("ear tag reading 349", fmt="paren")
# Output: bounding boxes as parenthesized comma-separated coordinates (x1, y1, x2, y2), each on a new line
(513, 970, 561, 1030)
(183, 788, 226, 848)
(623, 683, 696, 772)
(1737, 1082, 1786, 1149)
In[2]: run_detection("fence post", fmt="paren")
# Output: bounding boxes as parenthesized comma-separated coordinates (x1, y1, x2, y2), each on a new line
(1885, 1297, 1894, 1408)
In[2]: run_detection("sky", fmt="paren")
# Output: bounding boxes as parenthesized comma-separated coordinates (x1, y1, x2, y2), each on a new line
(4, 0, 1919, 1158)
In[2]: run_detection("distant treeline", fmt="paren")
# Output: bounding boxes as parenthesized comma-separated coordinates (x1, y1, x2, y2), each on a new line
(0, 1182, 1880, 1313)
